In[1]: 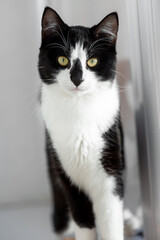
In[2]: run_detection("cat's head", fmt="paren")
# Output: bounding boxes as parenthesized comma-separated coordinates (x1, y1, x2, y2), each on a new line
(38, 7, 118, 96)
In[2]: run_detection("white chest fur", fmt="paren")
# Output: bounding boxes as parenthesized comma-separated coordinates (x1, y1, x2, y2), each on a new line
(41, 81, 119, 194)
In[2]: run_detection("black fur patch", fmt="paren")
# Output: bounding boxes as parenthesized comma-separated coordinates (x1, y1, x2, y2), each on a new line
(100, 115, 125, 199)
(46, 131, 95, 231)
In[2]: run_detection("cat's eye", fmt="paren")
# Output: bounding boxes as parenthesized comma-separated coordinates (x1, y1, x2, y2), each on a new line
(58, 56, 69, 66)
(87, 58, 98, 68)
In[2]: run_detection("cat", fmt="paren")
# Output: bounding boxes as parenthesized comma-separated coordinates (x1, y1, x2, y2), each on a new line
(38, 7, 125, 240)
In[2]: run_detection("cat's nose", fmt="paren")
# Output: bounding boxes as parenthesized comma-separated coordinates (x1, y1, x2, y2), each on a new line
(70, 75, 84, 87)
(70, 58, 83, 87)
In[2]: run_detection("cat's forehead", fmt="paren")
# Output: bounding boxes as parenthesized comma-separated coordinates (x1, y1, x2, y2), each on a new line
(66, 27, 91, 64)
(67, 26, 92, 48)
(71, 42, 87, 63)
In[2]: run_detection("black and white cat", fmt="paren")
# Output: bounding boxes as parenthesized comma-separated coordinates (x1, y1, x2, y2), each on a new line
(38, 7, 125, 240)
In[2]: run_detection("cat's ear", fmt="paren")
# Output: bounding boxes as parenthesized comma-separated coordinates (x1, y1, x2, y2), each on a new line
(92, 12, 119, 43)
(41, 7, 68, 39)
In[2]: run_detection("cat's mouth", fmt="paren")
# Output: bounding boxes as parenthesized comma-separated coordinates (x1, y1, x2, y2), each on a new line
(68, 85, 93, 95)
(70, 87, 84, 92)
(67, 86, 90, 96)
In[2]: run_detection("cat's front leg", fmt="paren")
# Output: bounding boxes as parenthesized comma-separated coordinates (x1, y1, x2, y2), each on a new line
(93, 178, 124, 240)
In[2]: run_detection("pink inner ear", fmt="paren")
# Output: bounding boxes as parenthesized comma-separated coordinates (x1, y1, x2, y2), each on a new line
(42, 7, 56, 30)
(93, 12, 118, 42)
(42, 7, 67, 33)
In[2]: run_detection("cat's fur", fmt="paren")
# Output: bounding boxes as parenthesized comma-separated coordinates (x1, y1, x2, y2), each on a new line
(38, 7, 125, 240)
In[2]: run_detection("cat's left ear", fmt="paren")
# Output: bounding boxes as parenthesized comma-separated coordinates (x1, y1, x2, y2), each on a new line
(41, 7, 68, 39)
(92, 12, 119, 43)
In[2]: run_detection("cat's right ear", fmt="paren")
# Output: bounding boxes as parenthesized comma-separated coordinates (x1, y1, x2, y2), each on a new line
(41, 7, 68, 39)
(92, 12, 119, 43)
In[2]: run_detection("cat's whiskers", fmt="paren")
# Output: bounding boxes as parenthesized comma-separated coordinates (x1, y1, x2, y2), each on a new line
(87, 44, 108, 58)
(115, 85, 131, 94)
(25, 88, 41, 118)
(111, 69, 130, 93)
(42, 78, 54, 81)
(111, 69, 128, 82)
(44, 44, 70, 58)
(24, 87, 41, 101)
(89, 37, 112, 51)
(38, 65, 55, 72)
(28, 104, 41, 119)
(116, 89, 130, 93)
(45, 43, 66, 49)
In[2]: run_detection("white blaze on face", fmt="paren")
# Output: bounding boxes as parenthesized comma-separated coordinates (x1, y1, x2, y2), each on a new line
(70, 42, 87, 74)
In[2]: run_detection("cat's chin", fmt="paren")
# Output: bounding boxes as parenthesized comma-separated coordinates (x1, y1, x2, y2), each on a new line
(71, 86, 94, 95)
(70, 87, 85, 93)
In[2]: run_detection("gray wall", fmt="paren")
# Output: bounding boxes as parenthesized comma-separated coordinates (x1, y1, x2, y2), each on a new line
(126, 0, 160, 239)
(0, 0, 49, 205)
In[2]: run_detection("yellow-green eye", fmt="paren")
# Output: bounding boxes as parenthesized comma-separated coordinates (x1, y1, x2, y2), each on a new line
(58, 56, 69, 66)
(87, 58, 98, 67)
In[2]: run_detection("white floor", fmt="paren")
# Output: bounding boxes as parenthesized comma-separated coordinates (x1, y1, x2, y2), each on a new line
(0, 204, 56, 240)
(0, 203, 143, 240)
